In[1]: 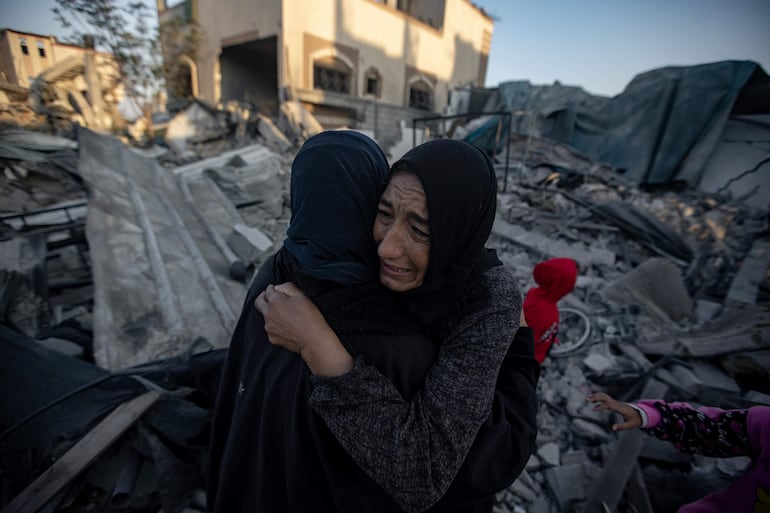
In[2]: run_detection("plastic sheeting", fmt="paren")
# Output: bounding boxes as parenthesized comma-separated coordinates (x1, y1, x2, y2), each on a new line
(496, 60, 769, 186)
(0, 324, 223, 511)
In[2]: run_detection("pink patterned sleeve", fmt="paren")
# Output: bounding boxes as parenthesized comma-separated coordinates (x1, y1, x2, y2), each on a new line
(634, 400, 751, 457)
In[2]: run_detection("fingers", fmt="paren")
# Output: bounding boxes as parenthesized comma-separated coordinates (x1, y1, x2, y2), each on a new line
(254, 291, 268, 314)
(586, 392, 611, 403)
(587, 392, 625, 416)
(612, 420, 636, 432)
(274, 282, 302, 297)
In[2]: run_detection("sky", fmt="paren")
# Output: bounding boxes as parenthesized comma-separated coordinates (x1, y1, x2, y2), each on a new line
(473, 0, 770, 96)
(2, 0, 769, 97)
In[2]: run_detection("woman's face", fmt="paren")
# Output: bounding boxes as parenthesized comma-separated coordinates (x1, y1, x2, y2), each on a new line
(373, 171, 430, 292)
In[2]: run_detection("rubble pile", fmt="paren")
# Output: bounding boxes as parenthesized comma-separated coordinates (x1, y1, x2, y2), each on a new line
(1, 72, 769, 510)
(486, 137, 769, 513)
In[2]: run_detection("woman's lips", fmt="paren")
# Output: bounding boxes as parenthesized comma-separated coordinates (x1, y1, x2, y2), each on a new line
(381, 261, 410, 276)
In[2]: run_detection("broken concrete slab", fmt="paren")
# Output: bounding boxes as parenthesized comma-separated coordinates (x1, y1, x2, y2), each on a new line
(278, 100, 323, 142)
(227, 223, 274, 268)
(77, 127, 248, 369)
(256, 113, 292, 153)
(537, 442, 560, 467)
(726, 239, 770, 305)
(689, 361, 743, 403)
(580, 378, 668, 513)
(603, 257, 693, 323)
(492, 215, 616, 268)
(545, 462, 595, 511)
(571, 418, 613, 443)
(640, 437, 693, 465)
(582, 351, 615, 375)
(640, 303, 770, 357)
(165, 100, 228, 155)
(720, 349, 770, 386)
(0, 235, 49, 337)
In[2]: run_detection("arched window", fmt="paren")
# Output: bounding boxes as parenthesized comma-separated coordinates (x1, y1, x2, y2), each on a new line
(408, 79, 433, 111)
(364, 67, 381, 97)
(313, 56, 351, 94)
(175, 55, 199, 98)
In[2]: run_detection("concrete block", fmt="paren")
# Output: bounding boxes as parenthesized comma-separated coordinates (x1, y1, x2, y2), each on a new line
(640, 437, 692, 465)
(510, 477, 537, 502)
(690, 361, 742, 403)
(227, 224, 274, 265)
(561, 450, 588, 466)
(538, 442, 560, 467)
(525, 453, 542, 471)
(571, 418, 613, 443)
(669, 363, 703, 396)
(545, 463, 589, 510)
(603, 257, 693, 322)
(582, 352, 614, 374)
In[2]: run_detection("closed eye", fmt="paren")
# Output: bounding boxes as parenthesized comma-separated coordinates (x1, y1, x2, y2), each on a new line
(412, 225, 430, 240)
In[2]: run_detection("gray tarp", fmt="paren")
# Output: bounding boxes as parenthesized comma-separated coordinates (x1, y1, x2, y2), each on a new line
(497, 60, 768, 185)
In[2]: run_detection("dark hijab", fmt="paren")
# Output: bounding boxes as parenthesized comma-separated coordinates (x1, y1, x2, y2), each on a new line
(281, 130, 389, 287)
(391, 139, 502, 333)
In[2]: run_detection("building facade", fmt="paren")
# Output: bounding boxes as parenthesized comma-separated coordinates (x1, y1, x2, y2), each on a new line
(0, 30, 93, 89)
(158, 0, 493, 145)
(1, 29, 122, 130)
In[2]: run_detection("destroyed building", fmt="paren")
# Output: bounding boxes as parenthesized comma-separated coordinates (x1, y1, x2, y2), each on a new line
(1, 49, 770, 513)
(157, 0, 494, 150)
(0, 28, 123, 132)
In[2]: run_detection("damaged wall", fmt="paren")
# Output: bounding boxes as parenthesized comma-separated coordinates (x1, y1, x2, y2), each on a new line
(159, 0, 493, 148)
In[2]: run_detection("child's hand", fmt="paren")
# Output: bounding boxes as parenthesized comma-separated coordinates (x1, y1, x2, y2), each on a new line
(586, 392, 642, 431)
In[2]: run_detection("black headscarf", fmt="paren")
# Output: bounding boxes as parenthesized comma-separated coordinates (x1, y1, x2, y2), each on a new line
(281, 130, 389, 287)
(391, 139, 502, 333)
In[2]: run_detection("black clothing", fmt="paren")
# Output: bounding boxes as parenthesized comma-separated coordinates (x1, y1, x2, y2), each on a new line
(208, 255, 538, 513)
(208, 133, 538, 513)
(283, 130, 387, 286)
(392, 139, 500, 337)
(208, 254, 438, 513)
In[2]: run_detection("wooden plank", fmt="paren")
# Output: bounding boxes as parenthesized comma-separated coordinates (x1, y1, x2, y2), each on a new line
(1, 390, 162, 513)
(579, 378, 668, 513)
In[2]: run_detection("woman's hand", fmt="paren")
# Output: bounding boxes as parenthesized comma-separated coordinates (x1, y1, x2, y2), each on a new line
(254, 283, 354, 377)
(586, 392, 642, 431)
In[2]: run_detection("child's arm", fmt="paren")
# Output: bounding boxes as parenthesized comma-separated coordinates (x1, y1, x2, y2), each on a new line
(636, 400, 751, 458)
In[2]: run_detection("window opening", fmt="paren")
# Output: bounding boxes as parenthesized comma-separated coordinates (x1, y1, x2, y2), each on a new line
(409, 80, 432, 111)
(313, 57, 351, 94)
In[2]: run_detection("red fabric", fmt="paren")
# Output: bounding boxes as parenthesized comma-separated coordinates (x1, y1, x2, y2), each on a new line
(523, 258, 578, 364)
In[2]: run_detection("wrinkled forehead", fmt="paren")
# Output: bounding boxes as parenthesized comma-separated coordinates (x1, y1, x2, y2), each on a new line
(381, 170, 428, 218)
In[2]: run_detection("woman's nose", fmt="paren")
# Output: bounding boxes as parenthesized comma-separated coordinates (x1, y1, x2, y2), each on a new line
(377, 226, 404, 259)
